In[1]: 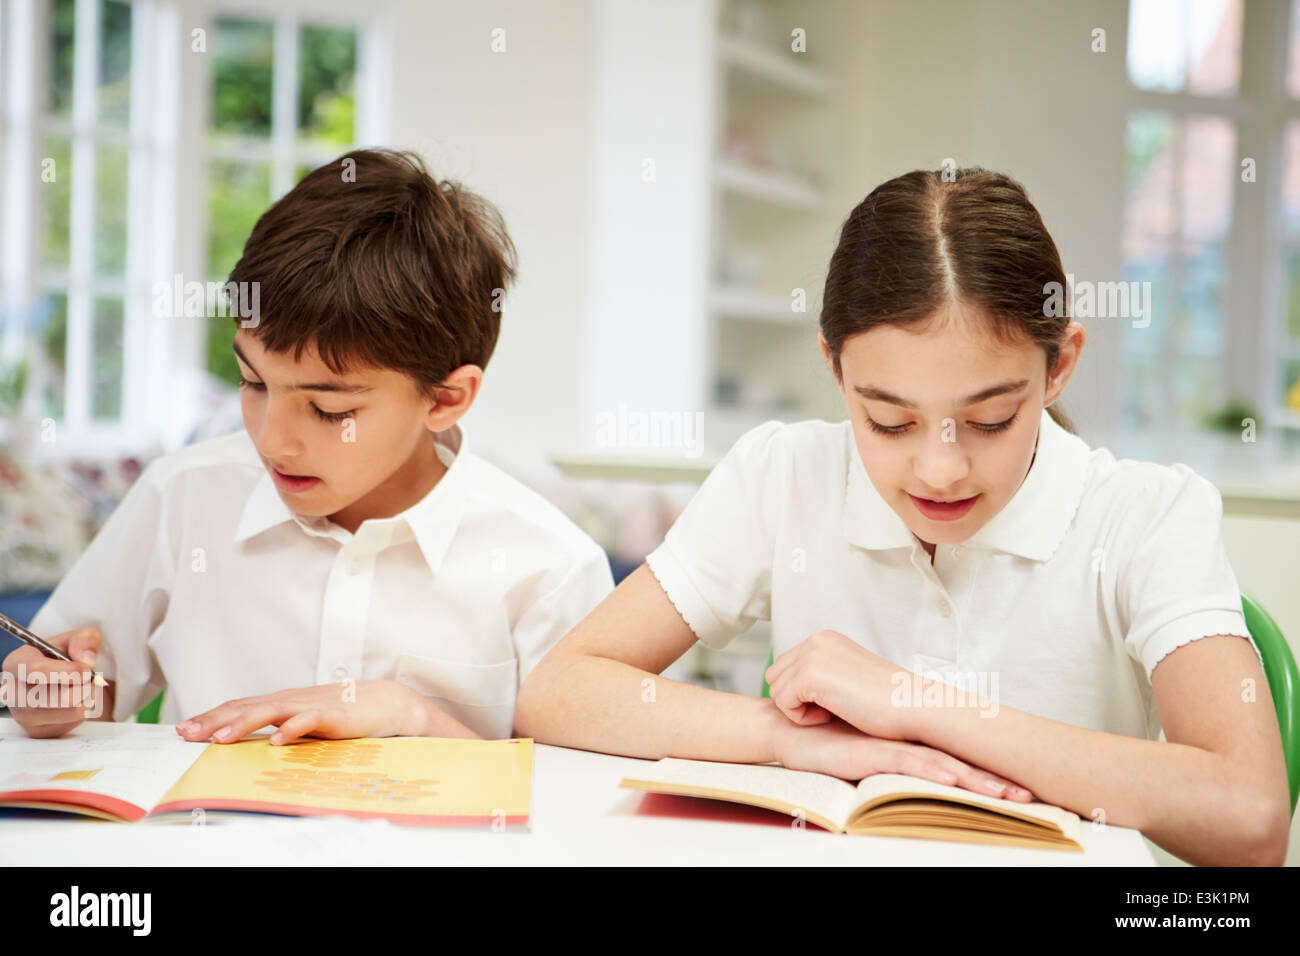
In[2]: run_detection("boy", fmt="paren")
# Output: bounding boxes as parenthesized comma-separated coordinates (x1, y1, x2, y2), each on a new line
(4, 148, 613, 744)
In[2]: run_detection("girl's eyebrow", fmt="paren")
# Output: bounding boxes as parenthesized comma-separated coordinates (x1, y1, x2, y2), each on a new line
(853, 378, 1029, 409)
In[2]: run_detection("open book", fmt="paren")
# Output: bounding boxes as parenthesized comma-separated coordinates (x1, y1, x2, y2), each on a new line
(0, 717, 532, 826)
(621, 757, 1082, 851)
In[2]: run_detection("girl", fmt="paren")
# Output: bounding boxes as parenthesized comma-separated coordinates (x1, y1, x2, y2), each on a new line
(516, 167, 1290, 866)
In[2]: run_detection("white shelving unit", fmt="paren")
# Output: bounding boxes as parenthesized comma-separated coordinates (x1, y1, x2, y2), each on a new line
(577, 0, 844, 464)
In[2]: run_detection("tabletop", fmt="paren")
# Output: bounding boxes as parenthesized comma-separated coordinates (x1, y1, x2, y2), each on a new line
(0, 720, 1156, 866)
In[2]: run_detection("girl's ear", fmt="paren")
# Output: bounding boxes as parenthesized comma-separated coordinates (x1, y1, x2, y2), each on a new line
(817, 334, 839, 382)
(1044, 322, 1086, 406)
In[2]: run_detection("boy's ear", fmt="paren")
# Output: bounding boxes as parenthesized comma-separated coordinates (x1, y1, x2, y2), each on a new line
(424, 364, 483, 431)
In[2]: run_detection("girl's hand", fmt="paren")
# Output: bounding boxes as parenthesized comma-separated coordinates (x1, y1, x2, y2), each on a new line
(176, 679, 428, 745)
(767, 630, 921, 739)
(773, 715, 1033, 802)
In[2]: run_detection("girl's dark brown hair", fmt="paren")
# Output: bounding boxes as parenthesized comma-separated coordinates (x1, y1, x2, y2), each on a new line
(228, 148, 517, 397)
(820, 166, 1075, 433)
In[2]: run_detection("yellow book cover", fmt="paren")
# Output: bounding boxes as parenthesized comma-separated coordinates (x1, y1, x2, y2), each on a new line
(0, 719, 532, 827)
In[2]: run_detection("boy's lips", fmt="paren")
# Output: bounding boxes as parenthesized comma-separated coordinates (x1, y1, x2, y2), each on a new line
(270, 466, 321, 493)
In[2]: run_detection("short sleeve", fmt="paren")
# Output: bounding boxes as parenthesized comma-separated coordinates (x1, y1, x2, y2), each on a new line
(644, 420, 787, 649)
(512, 541, 614, 686)
(29, 460, 175, 722)
(1116, 466, 1258, 681)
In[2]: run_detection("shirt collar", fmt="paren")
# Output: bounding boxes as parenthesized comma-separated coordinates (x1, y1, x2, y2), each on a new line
(233, 424, 469, 574)
(843, 408, 1090, 562)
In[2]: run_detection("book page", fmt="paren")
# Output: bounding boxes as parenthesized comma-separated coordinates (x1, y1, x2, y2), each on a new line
(0, 717, 208, 821)
(620, 758, 863, 830)
(853, 772, 1080, 833)
(150, 735, 534, 826)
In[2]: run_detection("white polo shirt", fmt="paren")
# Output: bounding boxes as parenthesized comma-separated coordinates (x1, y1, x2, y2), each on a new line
(31, 424, 614, 738)
(646, 409, 1260, 741)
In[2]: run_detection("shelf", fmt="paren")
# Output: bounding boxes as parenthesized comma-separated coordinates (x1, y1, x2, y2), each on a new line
(549, 451, 717, 484)
(717, 34, 832, 98)
(714, 159, 825, 210)
(711, 285, 814, 324)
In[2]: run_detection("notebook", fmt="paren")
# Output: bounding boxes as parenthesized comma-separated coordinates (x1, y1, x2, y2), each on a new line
(0, 717, 532, 826)
(620, 757, 1082, 850)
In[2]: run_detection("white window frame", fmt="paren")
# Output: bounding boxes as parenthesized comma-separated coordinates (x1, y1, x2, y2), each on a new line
(0, 0, 390, 460)
(1120, 0, 1295, 428)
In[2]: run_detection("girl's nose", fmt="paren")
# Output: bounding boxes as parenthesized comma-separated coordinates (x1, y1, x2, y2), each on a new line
(914, 430, 970, 490)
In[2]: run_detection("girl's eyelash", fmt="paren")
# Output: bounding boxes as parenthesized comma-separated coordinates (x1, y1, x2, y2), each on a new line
(865, 411, 1019, 437)
(239, 375, 355, 424)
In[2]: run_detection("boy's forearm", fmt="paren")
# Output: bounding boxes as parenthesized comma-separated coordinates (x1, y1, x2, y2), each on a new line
(515, 653, 783, 763)
(909, 700, 1288, 865)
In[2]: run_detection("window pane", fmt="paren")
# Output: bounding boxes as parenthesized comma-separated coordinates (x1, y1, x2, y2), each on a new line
(206, 316, 240, 387)
(95, 143, 128, 274)
(206, 158, 270, 278)
(40, 292, 68, 420)
(49, 0, 75, 118)
(1283, 247, 1300, 342)
(1121, 110, 1235, 428)
(298, 26, 356, 146)
(1127, 0, 1241, 97)
(40, 136, 72, 268)
(99, 0, 131, 125)
(91, 297, 124, 420)
(211, 18, 273, 136)
(1285, 359, 1300, 411)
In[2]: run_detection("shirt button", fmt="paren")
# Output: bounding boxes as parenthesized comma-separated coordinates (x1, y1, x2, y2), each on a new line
(333, 665, 349, 681)
(938, 601, 953, 618)
(951, 545, 963, 558)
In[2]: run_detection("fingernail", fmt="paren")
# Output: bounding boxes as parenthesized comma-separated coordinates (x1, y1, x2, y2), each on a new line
(213, 726, 232, 740)
(178, 721, 197, 734)
(987, 781, 1006, 794)
(938, 771, 958, 784)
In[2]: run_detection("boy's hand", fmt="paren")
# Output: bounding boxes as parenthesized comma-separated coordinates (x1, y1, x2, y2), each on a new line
(2, 626, 106, 737)
(176, 679, 434, 745)
(772, 714, 1034, 802)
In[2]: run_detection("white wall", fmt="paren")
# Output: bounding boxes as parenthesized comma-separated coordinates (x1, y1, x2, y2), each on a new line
(386, 0, 597, 462)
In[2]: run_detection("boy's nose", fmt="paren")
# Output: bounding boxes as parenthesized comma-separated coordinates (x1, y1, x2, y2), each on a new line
(255, 401, 305, 460)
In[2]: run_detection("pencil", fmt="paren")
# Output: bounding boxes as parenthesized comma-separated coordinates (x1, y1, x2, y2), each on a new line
(0, 611, 109, 687)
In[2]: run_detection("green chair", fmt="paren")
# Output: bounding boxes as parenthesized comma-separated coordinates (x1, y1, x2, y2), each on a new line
(136, 688, 164, 724)
(759, 592, 1300, 816)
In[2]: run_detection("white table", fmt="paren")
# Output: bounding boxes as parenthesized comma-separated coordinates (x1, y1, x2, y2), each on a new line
(0, 721, 1155, 866)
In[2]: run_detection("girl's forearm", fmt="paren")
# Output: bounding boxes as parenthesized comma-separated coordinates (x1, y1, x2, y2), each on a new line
(516, 653, 783, 762)
(908, 700, 1287, 866)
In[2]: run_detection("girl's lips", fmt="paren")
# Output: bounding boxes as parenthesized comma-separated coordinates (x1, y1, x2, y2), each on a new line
(270, 467, 321, 493)
(909, 493, 980, 522)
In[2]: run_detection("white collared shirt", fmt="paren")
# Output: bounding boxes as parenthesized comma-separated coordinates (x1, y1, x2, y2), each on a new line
(31, 425, 614, 738)
(646, 409, 1259, 740)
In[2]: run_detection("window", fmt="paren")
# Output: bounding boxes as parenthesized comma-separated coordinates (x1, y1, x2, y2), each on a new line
(203, 10, 361, 386)
(1123, 0, 1300, 432)
(0, 0, 178, 456)
(1122, 0, 1243, 430)
(0, 1, 386, 457)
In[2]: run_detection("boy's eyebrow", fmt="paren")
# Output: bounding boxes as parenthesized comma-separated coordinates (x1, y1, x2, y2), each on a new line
(853, 378, 1030, 409)
(232, 342, 374, 393)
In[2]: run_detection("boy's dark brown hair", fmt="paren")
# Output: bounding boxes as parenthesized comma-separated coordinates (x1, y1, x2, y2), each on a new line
(820, 166, 1076, 433)
(228, 148, 517, 397)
